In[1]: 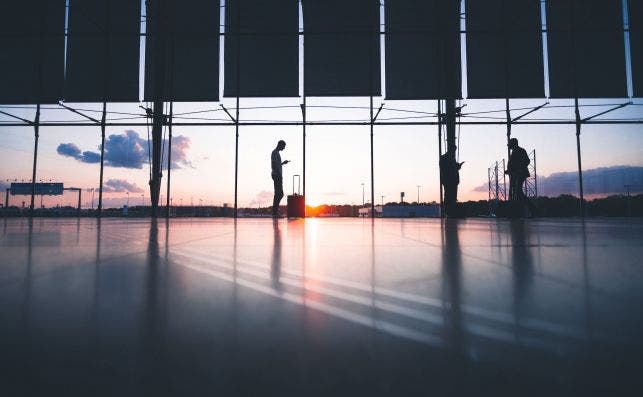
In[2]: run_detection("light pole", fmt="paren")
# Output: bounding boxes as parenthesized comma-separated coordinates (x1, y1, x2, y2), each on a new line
(126, 192, 130, 207)
(91, 188, 95, 209)
(141, 193, 144, 206)
(381, 195, 385, 207)
(416, 185, 421, 204)
(361, 183, 365, 207)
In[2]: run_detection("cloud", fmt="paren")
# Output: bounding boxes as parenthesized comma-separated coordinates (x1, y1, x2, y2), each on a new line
(80, 151, 101, 163)
(473, 165, 643, 197)
(56, 130, 192, 170)
(248, 190, 274, 207)
(103, 130, 148, 168)
(166, 135, 194, 169)
(57, 143, 101, 164)
(101, 178, 144, 193)
(57, 143, 82, 159)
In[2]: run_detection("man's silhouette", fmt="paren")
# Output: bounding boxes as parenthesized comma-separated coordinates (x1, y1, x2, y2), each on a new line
(440, 143, 464, 217)
(271, 140, 289, 217)
(505, 138, 537, 216)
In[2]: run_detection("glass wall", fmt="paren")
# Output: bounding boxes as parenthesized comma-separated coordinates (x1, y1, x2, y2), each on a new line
(167, 125, 235, 209)
(38, 125, 101, 209)
(0, 126, 36, 209)
(238, 125, 302, 212)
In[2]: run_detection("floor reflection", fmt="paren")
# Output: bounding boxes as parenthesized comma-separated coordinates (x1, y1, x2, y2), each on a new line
(271, 219, 282, 291)
(510, 220, 534, 343)
(441, 219, 463, 350)
(143, 218, 166, 390)
(2, 217, 642, 395)
(22, 218, 33, 334)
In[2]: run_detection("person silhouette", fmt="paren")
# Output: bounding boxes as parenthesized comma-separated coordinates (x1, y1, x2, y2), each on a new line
(271, 140, 289, 217)
(440, 143, 464, 217)
(505, 138, 537, 216)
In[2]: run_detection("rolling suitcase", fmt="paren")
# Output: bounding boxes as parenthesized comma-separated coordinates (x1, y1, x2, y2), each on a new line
(287, 175, 305, 218)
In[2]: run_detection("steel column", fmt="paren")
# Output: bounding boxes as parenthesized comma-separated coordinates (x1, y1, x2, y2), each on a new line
(302, 96, 306, 206)
(166, 102, 173, 218)
(368, 1, 375, 218)
(98, 102, 106, 215)
(506, 98, 511, 160)
(437, 100, 443, 217)
(370, 96, 375, 218)
(234, 98, 239, 218)
(233, 0, 241, 219)
(574, 98, 585, 217)
(148, 0, 168, 218)
(30, 104, 40, 214)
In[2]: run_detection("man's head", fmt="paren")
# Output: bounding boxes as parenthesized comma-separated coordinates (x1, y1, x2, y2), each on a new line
(508, 138, 518, 150)
(277, 140, 286, 150)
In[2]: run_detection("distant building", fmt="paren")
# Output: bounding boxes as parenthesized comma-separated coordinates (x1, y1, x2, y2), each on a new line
(358, 206, 382, 217)
(382, 204, 440, 218)
(359, 204, 440, 218)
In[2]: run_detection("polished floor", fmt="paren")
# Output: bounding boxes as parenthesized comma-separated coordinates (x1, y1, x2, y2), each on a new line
(1, 217, 642, 396)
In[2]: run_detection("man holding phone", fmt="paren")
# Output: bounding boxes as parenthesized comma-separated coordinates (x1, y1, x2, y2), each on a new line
(440, 143, 464, 217)
(271, 140, 290, 217)
(505, 138, 537, 216)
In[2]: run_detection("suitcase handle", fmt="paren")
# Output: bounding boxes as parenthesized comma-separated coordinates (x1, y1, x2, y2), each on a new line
(293, 174, 300, 196)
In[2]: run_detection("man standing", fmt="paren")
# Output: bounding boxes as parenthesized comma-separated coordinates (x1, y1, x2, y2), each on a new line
(440, 143, 464, 217)
(505, 138, 537, 216)
(271, 140, 289, 217)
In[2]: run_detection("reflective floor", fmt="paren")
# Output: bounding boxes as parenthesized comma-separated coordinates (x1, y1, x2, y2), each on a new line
(1, 217, 642, 396)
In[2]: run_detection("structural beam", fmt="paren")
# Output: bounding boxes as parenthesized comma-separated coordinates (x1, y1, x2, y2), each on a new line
(58, 102, 101, 123)
(582, 102, 631, 122)
(98, 102, 106, 215)
(301, 99, 306, 205)
(370, 96, 375, 218)
(0, 110, 35, 125)
(511, 102, 549, 123)
(219, 104, 237, 122)
(147, 0, 168, 218)
(30, 104, 40, 215)
(574, 98, 584, 217)
(505, 98, 511, 160)
(166, 102, 173, 218)
(437, 100, 443, 217)
(3, 120, 643, 128)
(234, 98, 240, 219)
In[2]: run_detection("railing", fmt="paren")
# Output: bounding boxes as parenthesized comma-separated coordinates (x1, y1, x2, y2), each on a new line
(487, 159, 507, 215)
